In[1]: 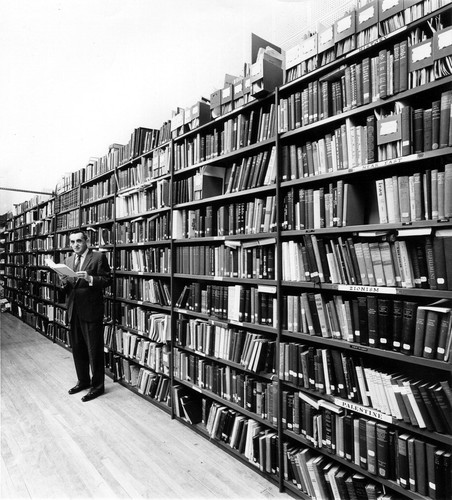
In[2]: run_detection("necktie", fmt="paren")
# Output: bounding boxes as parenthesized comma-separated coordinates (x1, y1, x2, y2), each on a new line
(74, 255, 81, 272)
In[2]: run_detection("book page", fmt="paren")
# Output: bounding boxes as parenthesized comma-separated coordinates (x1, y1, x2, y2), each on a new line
(45, 258, 78, 278)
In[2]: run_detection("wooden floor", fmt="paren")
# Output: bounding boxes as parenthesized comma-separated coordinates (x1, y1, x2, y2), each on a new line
(1, 313, 288, 499)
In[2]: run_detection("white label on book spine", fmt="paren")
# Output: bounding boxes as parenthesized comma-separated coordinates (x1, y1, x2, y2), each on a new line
(382, 0, 399, 12)
(438, 30, 452, 50)
(380, 119, 398, 136)
(337, 15, 352, 33)
(258, 285, 277, 294)
(359, 6, 375, 24)
(411, 42, 432, 63)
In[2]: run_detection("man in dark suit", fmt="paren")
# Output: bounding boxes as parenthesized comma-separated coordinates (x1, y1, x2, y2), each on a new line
(61, 230, 111, 402)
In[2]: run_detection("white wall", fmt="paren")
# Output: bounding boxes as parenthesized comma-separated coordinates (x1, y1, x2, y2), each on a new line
(0, 0, 355, 214)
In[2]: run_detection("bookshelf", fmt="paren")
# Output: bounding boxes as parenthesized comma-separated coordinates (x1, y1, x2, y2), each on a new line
(4, 1, 452, 498)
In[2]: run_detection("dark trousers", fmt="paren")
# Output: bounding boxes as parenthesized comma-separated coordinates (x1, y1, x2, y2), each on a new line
(70, 310, 105, 391)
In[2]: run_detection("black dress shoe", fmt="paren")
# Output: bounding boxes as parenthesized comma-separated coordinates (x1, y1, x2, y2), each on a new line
(68, 383, 90, 395)
(81, 388, 104, 402)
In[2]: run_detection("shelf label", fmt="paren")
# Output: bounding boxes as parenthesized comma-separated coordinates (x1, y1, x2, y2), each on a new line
(333, 399, 393, 423)
(337, 284, 397, 295)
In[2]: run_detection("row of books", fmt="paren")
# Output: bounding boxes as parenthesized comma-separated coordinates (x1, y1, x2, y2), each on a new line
(174, 239, 276, 280)
(284, 0, 449, 81)
(204, 402, 278, 472)
(281, 14, 450, 130)
(173, 351, 276, 419)
(282, 182, 364, 231)
(80, 176, 115, 204)
(114, 216, 170, 244)
(115, 180, 170, 217)
(375, 166, 452, 224)
(172, 151, 275, 205)
(115, 357, 171, 404)
(118, 126, 170, 165)
(279, 342, 452, 433)
(27, 220, 55, 239)
(134, 368, 170, 403)
(55, 209, 79, 232)
(115, 306, 171, 342)
(80, 199, 113, 225)
(115, 247, 171, 274)
(281, 95, 451, 183)
(172, 107, 275, 170)
(175, 317, 276, 374)
(115, 277, 171, 306)
(172, 196, 277, 239)
(115, 149, 171, 191)
(142, 146, 171, 180)
(52, 322, 71, 346)
(284, 441, 386, 499)
(21, 281, 54, 301)
(281, 44, 409, 131)
(112, 329, 170, 375)
(27, 269, 53, 284)
(24, 237, 54, 252)
(175, 283, 277, 326)
(284, 433, 451, 500)
(281, 232, 452, 290)
(282, 392, 452, 496)
(84, 227, 112, 247)
(223, 147, 277, 194)
(282, 293, 452, 361)
(13, 222, 54, 240)
(56, 188, 80, 213)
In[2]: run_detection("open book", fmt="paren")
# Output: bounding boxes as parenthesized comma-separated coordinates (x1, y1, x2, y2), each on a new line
(45, 258, 78, 278)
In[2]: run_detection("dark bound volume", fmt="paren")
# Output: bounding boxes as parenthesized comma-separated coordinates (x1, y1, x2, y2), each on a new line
(397, 433, 410, 489)
(432, 236, 448, 290)
(375, 423, 389, 479)
(359, 418, 368, 470)
(367, 295, 378, 348)
(414, 438, 427, 496)
(426, 442, 437, 499)
(377, 299, 392, 349)
(422, 309, 440, 360)
(431, 99, 441, 149)
(439, 90, 452, 148)
(430, 384, 452, 434)
(391, 300, 404, 351)
(413, 108, 424, 154)
(418, 382, 446, 434)
(400, 301, 418, 355)
(412, 306, 427, 357)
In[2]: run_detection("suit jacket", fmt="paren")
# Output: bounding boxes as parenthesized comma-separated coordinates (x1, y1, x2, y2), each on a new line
(65, 249, 112, 323)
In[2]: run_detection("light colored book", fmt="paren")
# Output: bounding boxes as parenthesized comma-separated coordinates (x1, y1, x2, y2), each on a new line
(45, 258, 77, 278)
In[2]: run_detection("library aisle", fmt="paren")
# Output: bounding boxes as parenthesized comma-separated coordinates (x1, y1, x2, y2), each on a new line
(0, 312, 286, 499)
